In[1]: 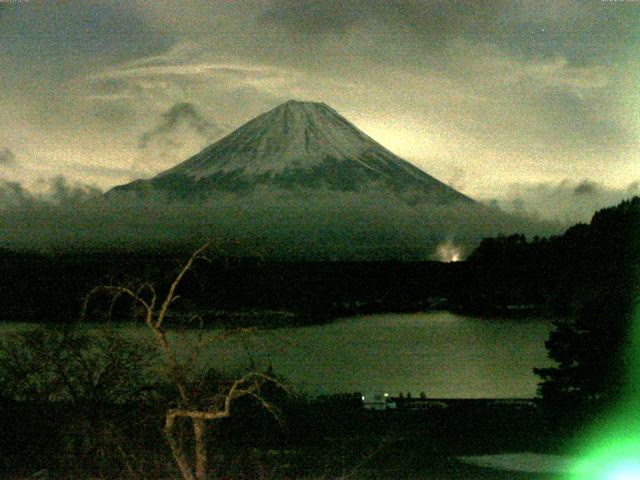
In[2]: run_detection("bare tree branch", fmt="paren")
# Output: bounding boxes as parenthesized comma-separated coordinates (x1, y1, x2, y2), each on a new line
(164, 414, 196, 480)
(155, 242, 210, 330)
(81, 241, 286, 480)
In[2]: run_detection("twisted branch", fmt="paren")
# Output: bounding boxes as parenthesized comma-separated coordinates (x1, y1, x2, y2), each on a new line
(81, 242, 285, 480)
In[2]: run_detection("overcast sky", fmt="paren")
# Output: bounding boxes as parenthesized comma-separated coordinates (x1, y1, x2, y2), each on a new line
(1, 0, 639, 222)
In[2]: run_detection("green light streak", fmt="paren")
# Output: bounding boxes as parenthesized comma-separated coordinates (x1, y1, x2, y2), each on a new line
(562, 290, 640, 479)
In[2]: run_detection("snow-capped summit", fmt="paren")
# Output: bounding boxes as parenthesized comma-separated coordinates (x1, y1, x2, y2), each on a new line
(162, 100, 380, 177)
(109, 100, 474, 205)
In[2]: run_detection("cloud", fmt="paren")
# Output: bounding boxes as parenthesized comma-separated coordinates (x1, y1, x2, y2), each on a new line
(627, 181, 640, 195)
(0, 148, 16, 165)
(0, 1, 172, 85)
(86, 43, 302, 102)
(484, 179, 640, 225)
(92, 62, 267, 81)
(259, 0, 364, 34)
(138, 103, 226, 148)
(0, 180, 33, 210)
(47, 176, 103, 205)
(259, 0, 510, 37)
(130, 102, 230, 179)
(0, 182, 556, 258)
(79, 42, 305, 128)
(86, 41, 290, 95)
(258, 0, 640, 64)
(0, 176, 102, 211)
(573, 180, 598, 196)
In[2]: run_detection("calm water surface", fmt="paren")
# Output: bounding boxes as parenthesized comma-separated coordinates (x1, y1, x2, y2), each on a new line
(1, 311, 556, 398)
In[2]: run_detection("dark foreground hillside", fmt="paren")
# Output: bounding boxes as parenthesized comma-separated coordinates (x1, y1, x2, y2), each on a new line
(1, 396, 582, 479)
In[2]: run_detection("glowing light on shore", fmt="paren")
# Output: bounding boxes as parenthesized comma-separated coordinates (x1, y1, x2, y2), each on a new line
(435, 240, 464, 262)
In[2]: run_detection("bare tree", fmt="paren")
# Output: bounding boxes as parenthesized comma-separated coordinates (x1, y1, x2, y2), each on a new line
(83, 242, 283, 480)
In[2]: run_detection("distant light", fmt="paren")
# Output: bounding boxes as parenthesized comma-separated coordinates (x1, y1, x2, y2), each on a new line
(434, 240, 464, 262)
(361, 396, 365, 401)
(384, 393, 389, 397)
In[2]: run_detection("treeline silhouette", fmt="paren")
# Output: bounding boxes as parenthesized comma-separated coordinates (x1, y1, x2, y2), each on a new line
(465, 196, 640, 315)
(465, 196, 640, 404)
(0, 197, 637, 327)
(0, 249, 467, 326)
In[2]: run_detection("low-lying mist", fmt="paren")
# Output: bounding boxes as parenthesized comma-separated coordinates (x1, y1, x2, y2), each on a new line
(0, 179, 561, 260)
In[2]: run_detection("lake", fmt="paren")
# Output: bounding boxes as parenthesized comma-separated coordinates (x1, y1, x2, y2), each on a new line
(1, 311, 556, 399)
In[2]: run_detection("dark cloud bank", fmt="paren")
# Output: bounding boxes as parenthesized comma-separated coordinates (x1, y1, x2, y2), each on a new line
(3, 174, 638, 259)
(260, 0, 640, 61)
(0, 177, 565, 260)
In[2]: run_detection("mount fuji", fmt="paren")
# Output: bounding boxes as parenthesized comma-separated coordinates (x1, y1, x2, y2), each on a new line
(109, 100, 476, 205)
(102, 100, 519, 259)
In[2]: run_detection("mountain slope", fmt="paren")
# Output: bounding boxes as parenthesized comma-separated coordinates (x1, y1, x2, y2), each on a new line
(109, 100, 474, 205)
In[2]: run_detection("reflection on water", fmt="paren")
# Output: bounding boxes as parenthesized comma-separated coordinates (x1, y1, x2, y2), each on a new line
(180, 311, 555, 398)
(0, 311, 555, 398)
